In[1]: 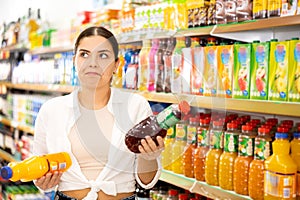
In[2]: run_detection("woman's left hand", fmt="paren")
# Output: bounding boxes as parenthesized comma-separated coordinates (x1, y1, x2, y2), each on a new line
(138, 136, 165, 160)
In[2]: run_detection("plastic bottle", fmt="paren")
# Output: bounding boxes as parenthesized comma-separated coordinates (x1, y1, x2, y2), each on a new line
(138, 40, 151, 91)
(291, 131, 300, 199)
(0, 152, 72, 182)
(194, 117, 210, 181)
(163, 37, 176, 93)
(162, 126, 176, 170)
(166, 189, 178, 200)
(112, 44, 125, 88)
(125, 101, 190, 153)
(233, 125, 256, 195)
(147, 39, 160, 92)
(123, 45, 134, 88)
(171, 37, 185, 93)
(264, 133, 297, 200)
(155, 39, 167, 92)
(218, 122, 239, 191)
(183, 117, 198, 178)
(248, 127, 272, 200)
(205, 120, 224, 186)
(171, 116, 189, 174)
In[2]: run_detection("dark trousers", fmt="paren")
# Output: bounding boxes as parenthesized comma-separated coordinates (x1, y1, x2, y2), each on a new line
(55, 191, 136, 200)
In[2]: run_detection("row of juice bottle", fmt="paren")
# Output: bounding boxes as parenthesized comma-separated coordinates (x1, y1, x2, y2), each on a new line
(161, 113, 300, 199)
(112, 37, 300, 102)
(121, 0, 300, 32)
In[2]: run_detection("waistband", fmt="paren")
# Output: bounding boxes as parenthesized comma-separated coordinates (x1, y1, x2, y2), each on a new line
(55, 191, 136, 200)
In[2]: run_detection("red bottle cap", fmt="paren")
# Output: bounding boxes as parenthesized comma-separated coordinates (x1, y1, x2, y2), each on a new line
(258, 127, 270, 134)
(242, 125, 253, 131)
(178, 100, 190, 114)
(168, 189, 178, 196)
(227, 123, 238, 129)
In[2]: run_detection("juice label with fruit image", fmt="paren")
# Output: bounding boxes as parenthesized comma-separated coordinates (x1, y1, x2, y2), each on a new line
(204, 45, 218, 96)
(288, 39, 300, 102)
(250, 42, 270, 100)
(233, 43, 252, 99)
(217, 44, 234, 98)
(268, 41, 289, 101)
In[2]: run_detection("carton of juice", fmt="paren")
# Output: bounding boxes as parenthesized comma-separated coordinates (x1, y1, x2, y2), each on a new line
(288, 38, 300, 102)
(233, 43, 252, 99)
(268, 39, 289, 101)
(203, 44, 218, 96)
(217, 44, 234, 98)
(250, 41, 270, 100)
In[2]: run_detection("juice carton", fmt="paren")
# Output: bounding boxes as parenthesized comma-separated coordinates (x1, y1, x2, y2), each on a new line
(203, 44, 218, 96)
(268, 39, 289, 101)
(217, 44, 234, 98)
(233, 43, 252, 99)
(191, 46, 205, 95)
(288, 38, 300, 102)
(250, 41, 270, 100)
(281, 0, 298, 16)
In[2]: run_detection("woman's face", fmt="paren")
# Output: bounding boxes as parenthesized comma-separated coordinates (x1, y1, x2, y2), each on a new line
(74, 35, 118, 89)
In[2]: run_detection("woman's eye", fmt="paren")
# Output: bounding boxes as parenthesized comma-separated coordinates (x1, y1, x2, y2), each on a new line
(80, 52, 89, 58)
(99, 53, 108, 59)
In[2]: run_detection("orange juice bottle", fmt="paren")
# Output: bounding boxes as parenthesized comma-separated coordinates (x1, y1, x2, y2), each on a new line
(233, 125, 256, 195)
(138, 39, 151, 91)
(194, 117, 210, 181)
(171, 118, 188, 174)
(219, 122, 239, 191)
(162, 126, 176, 170)
(0, 152, 72, 182)
(290, 131, 300, 199)
(205, 120, 224, 186)
(183, 117, 198, 178)
(248, 127, 272, 200)
(264, 133, 297, 200)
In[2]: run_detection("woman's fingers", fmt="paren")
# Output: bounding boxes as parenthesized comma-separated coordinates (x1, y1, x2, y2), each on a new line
(35, 172, 63, 190)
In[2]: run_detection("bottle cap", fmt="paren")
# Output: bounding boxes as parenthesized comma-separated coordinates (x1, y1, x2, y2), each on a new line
(277, 127, 289, 133)
(227, 123, 238, 129)
(258, 127, 270, 134)
(168, 189, 178, 196)
(242, 125, 253, 131)
(178, 100, 190, 114)
(0, 166, 13, 180)
(293, 132, 300, 138)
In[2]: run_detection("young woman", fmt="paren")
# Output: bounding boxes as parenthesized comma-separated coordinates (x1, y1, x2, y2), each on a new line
(33, 26, 164, 200)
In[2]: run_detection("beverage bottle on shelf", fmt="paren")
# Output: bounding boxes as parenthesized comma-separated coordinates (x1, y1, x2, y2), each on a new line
(125, 101, 190, 153)
(183, 116, 198, 178)
(138, 40, 151, 91)
(112, 44, 125, 88)
(264, 132, 297, 200)
(162, 125, 176, 170)
(155, 39, 167, 92)
(147, 39, 160, 92)
(218, 122, 239, 191)
(0, 152, 72, 182)
(163, 37, 176, 93)
(194, 117, 210, 181)
(205, 120, 224, 186)
(122, 45, 134, 88)
(290, 131, 300, 199)
(166, 189, 178, 200)
(248, 127, 272, 200)
(171, 116, 189, 174)
(233, 125, 256, 195)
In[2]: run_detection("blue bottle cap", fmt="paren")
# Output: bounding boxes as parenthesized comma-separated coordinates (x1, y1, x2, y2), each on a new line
(293, 132, 300, 139)
(275, 132, 288, 139)
(0, 166, 13, 180)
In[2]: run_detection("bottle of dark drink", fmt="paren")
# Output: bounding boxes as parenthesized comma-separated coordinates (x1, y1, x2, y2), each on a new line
(125, 101, 190, 153)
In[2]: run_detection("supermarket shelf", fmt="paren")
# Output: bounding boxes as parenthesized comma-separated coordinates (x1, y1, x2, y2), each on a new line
(0, 149, 17, 162)
(176, 26, 213, 37)
(139, 91, 300, 117)
(29, 45, 73, 55)
(2, 82, 300, 117)
(3, 82, 75, 94)
(160, 170, 252, 200)
(212, 15, 300, 34)
(0, 115, 34, 135)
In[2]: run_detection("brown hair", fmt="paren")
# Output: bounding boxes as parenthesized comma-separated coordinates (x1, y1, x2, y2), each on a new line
(74, 26, 119, 61)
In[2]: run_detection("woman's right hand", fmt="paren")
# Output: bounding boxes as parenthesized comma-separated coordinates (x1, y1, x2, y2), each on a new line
(34, 171, 63, 190)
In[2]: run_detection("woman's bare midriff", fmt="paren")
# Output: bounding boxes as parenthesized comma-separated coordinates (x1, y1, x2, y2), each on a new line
(62, 188, 134, 200)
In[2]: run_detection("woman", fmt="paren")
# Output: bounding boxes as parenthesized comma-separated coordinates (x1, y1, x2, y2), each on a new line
(33, 26, 164, 200)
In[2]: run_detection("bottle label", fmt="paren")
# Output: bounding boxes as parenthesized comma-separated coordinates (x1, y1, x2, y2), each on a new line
(156, 105, 180, 130)
(264, 170, 296, 199)
(209, 130, 223, 149)
(224, 132, 238, 152)
(166, 126, 176, 138)
(175, 123, 187, 140)
(197, 128, 209, 147)
(187, 125, 197, 144)
(238, 135, 254, 156)
(254, 138, 271, 160)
